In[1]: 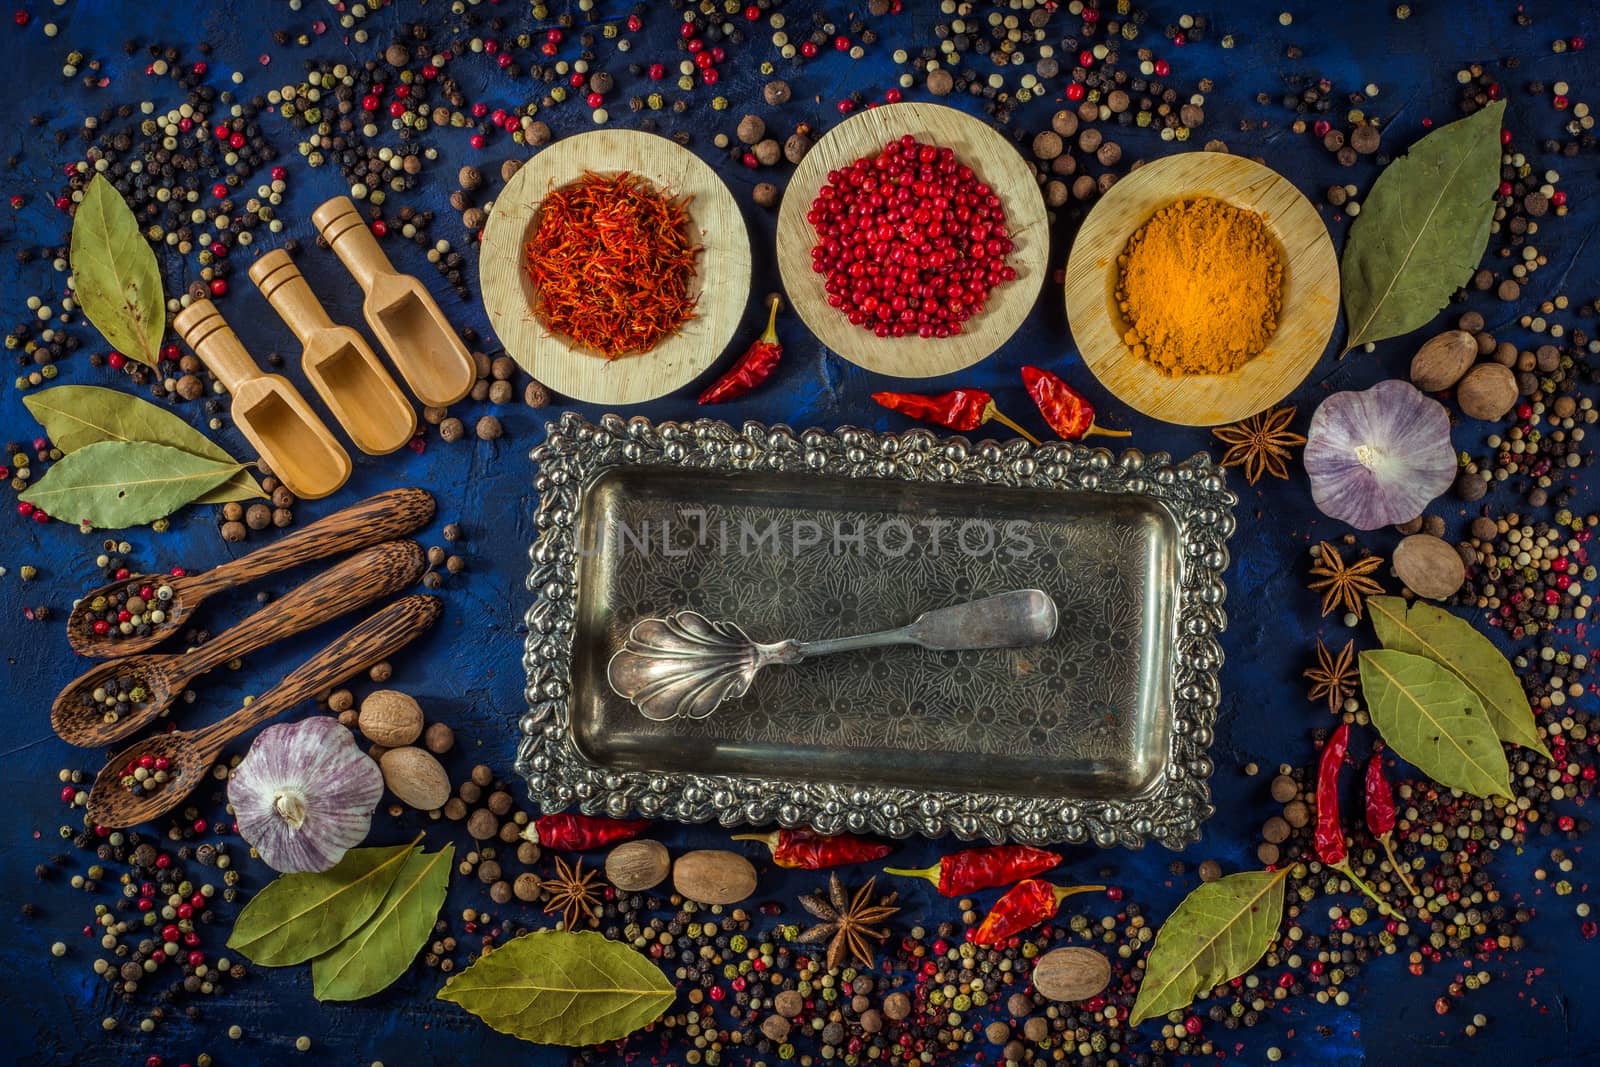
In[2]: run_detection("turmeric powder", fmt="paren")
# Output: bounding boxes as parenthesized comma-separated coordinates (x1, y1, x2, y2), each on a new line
(1114, 197, 1284, 377)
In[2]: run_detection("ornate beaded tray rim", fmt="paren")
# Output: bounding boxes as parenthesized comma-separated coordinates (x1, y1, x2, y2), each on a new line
(517, 412, 1236, 849)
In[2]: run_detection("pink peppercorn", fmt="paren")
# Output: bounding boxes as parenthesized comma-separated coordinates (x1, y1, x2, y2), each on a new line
(1154, 59, 1170, 76)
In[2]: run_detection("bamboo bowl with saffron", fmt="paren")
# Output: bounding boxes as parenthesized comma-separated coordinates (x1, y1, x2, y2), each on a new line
(1063, 151, 1339, 427)
(480, 128, 751, 406)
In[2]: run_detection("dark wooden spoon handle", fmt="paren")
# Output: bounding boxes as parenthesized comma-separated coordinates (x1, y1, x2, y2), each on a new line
(188, 595, 442, 756)
(174, 540, 425, 677)
(183, 488, 435, 599)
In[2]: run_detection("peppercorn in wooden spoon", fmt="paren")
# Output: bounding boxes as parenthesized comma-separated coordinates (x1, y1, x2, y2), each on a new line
(53, 540, 426, 747)
(65, 488, 435, 658)
(85, 595, 443, 829)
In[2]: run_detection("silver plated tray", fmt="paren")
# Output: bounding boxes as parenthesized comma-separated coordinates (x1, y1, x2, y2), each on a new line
(518, 413, 1236, 848)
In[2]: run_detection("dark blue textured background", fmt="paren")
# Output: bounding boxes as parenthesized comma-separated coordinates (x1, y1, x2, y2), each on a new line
(2, 2, 1597, 1064)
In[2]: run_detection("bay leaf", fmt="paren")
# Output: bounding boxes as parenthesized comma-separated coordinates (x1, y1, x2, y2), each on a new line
(19, 440, 243, 529)
(1130, 868, 1288, 1026)
(1341, 101, 1505, 351)
(227, 842, 416, 967)
(1359, 648, 1512, 799)
(437, 929, 674, 1046)
(70, 174, 165, 367)
(311, 843, 453, 1002)
(24, 385, 262, 503)
(1369, 596, 1550, 759)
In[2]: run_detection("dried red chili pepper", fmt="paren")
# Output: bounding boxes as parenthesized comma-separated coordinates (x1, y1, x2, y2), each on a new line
(731, 828, 892, 869)
(971, 878, 1106, 946)
(873, 389, 1041, 445)
(1314, 724, 1398, 918)
(1021, 366, 1130, 441)
(527, 814, 651, 851)
(699, 295, 784, 404)
(1364, 751, 1419, 898)
(884, 845, 1062, 897)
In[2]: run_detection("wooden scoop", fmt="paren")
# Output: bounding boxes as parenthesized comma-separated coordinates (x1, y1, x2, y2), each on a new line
(66, 487, 435, 658)
(173, 298, 351, 500)
(312, 195, 475, 407)
(249, 249, 417, 455)
(53, 540, 425, 747)
(85, 594, 442, 829)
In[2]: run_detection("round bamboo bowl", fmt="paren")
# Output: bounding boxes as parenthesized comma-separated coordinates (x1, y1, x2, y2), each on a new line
(480, 129, 750, 406)
(776, 102, 1048, 379)
(1063, 151, 1338, 427)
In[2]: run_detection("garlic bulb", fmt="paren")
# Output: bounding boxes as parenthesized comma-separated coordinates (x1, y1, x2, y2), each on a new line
(228, 716, 384, 873)
(1304, 380, 1456, 531)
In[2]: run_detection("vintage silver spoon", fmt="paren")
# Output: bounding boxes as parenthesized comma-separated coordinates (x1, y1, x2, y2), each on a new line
(608, 589, 1057, 722)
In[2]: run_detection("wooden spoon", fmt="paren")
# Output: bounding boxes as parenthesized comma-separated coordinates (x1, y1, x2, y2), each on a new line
(53, 540, 425, 748)
(173, 298, 352, 501)
(66, 487, 435, 658)
(312, 195, 476, 408)
(249, 248, 417, 456)
(85, 594, 442, 829)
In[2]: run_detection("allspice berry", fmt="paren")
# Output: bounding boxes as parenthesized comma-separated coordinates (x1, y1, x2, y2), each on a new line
(501, 159, 522, 183)
(1050, 109, 1079, 138)
(763, 80, 791, 106)
(525, 380, 550, 408)
(926, 68, 954, 95)
(1350, 123, 1381, 154)
(439, 417, 465, 443)
(1096, 141, 1123, 166)
(1031, 130, 1063, 160)
(753, 182, 779, 208)
(513, 873, 541, 901)
(458, 165, 483, 191)
(736, 114, 766, 145)
(467, 808, 500, 841)
(753, 138, 782, 166)
(245, 503, 272, 530)
(784, 132, 813, 164)
(526, 121, 552, 146)
(221, 520, 246, 543)
(1269, 774, 1298, 802)
(475, 415, 503, 441)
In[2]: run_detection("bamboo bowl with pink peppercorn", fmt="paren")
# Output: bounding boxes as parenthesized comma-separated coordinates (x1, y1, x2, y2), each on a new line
(776, 101, 1049, 378)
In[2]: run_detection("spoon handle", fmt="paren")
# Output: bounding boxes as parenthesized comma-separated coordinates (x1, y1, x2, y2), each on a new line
(189, 595, 442, 757)
(171, 541, 426, 679)
(184, 488, 435, 599)
(792, 589, 1058, 658)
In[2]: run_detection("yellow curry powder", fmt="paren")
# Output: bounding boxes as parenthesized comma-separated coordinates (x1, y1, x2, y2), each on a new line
(1114, 197, 1284, 377)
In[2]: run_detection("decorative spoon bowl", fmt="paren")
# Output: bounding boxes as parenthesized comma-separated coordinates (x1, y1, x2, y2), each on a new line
(607, 589, 1057, 722)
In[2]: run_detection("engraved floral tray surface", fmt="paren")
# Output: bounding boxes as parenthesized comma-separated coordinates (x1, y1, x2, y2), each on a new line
(518, 413, 1237, 848)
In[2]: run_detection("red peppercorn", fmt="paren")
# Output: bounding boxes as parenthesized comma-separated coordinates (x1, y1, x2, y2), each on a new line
(211, 182, 228, 198)
(800, 40, 819, 58)
(626, 14, 642, 32)
(1501, 128, 1513, 146)
(469, 134, 485, 149)
(1571, 36, 1586, 51)
(885, 88, 902, 103)
(14, 10, 30, 25)
(686, 36, 704, 53)
(1555, 94, 1570, 109)
(648, 62, 666, 80)
(1552, 190, 1567, 207)
(1154, 58, 1171, 76)
(1498, 180, 1514, 198)
(702, 67, 719, 85)
(1066, 81, 1086, 101)
(60, 786, 75, 803)
(187, 951, 205, 968)
(371, 219, 388, 237)
(208, 278, 227, 296)
(834, 35, 850, 50)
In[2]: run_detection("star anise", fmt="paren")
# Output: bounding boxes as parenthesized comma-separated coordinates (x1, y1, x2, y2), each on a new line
(542, 856, 600, 931)
(1211, 406, 1307, 486)
(1304, 636, 1358, 714)
(1307, 540, 1385, 617)
(796, 873, 901, 972)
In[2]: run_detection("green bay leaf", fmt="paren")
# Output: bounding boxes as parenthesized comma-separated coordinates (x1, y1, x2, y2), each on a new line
(227, 843, 416, 967)
(312, 844, 453, 1002)
(1359, 648, 1512, 799)
(20, 440, 243, 530)
(70, 174, 165, 367)
(24, 385, 262, 503)
(437, 929, 674, 1047)
(1341, 101, 1505, 351)
(1130, 868, 1288, 1026)
(1369, 596, 1550, 759)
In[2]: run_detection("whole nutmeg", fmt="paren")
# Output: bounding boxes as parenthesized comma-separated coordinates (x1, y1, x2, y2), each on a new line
(379, 746, 451, 811)
(1409, 330, 1477, 392)
(358, 690, 424, 746)
(605, 839, 671, 892)
(1393, 533, 1466, 600)
(671, 849, 757, 905)
(763, 80, 791, 106)
(458, 165, 483, 191)
(784, 132, 813, 164)
(476, 415, 504, 441)
(752, 182, 779, 208)
(1457, 362, 1518, 420)
(736, 114, 766, 145)
(1031, 130, 1063, 161)
(1032, 947, 1112, 1002)
(753, 138, 782, 166)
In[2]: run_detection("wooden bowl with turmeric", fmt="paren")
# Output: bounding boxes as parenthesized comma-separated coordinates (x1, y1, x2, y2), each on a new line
(1063, 151, 1338, 427)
